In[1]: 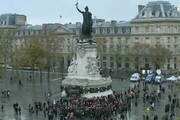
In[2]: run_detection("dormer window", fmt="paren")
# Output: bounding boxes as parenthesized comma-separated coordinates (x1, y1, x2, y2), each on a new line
(100, 28, 103, 34)
(155, 11, 160, 17)
(172, 7, 178, 17)
(165, 11, 170, 17)
(143, 7, 153, 18)
(152, 11, 155, 16)
(107, 28, 110, 34)
(114, 28, 118, 34)
(142, 12, 145, 16)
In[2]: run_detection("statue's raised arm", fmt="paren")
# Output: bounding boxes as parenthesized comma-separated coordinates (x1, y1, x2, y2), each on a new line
(75, 3, 93, 38)
(76, 3, 83, 14)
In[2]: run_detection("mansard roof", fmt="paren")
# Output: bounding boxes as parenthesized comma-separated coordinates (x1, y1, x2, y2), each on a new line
(28, 25, 43, 30)
(64, 20, 131, 30)
(94, 21, 130, 28)
(134, 1, 180, 19)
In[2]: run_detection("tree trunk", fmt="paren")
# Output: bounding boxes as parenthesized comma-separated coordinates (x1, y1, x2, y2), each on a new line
(4, 57, 7, 87)
(47, 66, 51, 95)
(32, 69, 35, 82)
(16, 69, 19, 80)
(40, 68, 42, 83)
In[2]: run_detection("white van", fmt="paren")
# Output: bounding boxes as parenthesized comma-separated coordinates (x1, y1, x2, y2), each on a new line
(130, 73, 140, 82)
(155, 69, 163, 84)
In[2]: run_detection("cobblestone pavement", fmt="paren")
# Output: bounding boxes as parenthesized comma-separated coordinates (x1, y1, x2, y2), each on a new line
(0, 70, 180, 120)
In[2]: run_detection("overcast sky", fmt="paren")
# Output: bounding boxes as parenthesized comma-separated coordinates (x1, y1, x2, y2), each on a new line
(0, 0, 179, 25)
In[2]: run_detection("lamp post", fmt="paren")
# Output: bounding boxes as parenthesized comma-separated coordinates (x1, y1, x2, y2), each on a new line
(44, 24, 51, 96)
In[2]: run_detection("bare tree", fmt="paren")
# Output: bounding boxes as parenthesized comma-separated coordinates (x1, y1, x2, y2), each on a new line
(149, 44, 171, 69)
(0, 27, 16, 87)
(16, 37, 46, 81)
(95, 37, 107, 68)
(125, 42, 150, 71)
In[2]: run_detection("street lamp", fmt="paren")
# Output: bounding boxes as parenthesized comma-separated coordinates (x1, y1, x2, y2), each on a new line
(44, 25, 52, 96)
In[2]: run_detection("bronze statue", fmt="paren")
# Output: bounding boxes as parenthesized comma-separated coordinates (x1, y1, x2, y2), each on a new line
(76, 3, 92, 38)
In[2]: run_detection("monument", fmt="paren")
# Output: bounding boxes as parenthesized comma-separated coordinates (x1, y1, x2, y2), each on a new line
(61, 2, 113, 98)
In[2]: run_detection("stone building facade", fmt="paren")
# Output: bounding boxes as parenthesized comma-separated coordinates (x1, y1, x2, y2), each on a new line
(0, 1, 179, 72)
(14, 24, 76, 71)
(65, 1, 180, 71)
(131, 1, 180, 70)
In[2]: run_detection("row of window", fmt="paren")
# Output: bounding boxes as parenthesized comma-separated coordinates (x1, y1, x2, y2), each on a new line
(14, 24, 180, 37)
(101, 61, 178, 70)
(93, 27, 131, 34)
(16, 30, 44, 36)
(167, 63, 177, 69)
(100, 44, 178, 54)
(167, 57, 177, 63)
(134, 25, 179, 33)
(141, 9, 179, 18)
(97, 36, 178, 48)
(73, 27, 131, 35)
(101, 56, 178, 68)
(134, 36, 178, 44)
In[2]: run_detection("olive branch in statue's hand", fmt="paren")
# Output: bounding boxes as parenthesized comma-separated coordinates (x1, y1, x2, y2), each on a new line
(75, 3, 78, 7)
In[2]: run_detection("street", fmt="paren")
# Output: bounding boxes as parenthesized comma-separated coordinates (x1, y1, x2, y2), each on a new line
(0, 70, 179, 120)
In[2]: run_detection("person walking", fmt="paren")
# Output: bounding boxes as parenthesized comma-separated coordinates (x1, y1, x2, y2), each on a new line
(143, 114, 146, 120)
(153, 115, 158, 120)
(165, 104, 170, 113)
(19, 80, 22, 86)
(120, 113, 125, 120)
(168, 94, 172, 102)
(151, 102, 155, 111)
(169, 113, 175, 120)
(135, 100, 138, 107)
(1, 104, 4, 112)
(146, 115, 149, 120)
(18, 106, 21, 115)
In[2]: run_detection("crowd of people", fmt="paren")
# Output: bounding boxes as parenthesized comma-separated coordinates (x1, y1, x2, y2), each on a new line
(23, 81, 180, 120)
(1, 75, 180, 120)
(28, 88, 140, 120)
(13, 102, 22, 115)
(1, 90, 10, 98)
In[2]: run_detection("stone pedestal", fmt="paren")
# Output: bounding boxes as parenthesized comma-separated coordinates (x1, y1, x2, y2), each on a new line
(61, 38, 113, 98)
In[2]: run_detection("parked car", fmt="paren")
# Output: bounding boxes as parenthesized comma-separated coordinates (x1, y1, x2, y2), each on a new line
(155, 75, 164, 84)
(145, 73, 155, 83)
(130, 73, 140, 82)
(154, 69, 164, 84)
(2, 64, 12, 69)
(19, 67, 38, 71)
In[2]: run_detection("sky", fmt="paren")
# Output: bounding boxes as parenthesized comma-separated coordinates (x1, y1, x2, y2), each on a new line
(0, 0, 179, 25)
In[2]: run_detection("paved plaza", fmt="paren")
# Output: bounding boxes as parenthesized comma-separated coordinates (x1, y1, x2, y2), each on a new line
(0, 70, 180, 120)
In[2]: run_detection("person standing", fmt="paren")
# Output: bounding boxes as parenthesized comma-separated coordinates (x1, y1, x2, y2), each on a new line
(135, 100, 138, 107)
(168, 94, 172, 102)
(146, 115, 149, 120)
(169, 113, 175, 120)
(1, 104, 4, 112)
(18, 106, 21, 115)
(153, 115, 158, 120)
(120, 113, 125, 120)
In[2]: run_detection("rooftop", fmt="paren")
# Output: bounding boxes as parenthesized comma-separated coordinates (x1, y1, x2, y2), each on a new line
(134, 1, 180, 19)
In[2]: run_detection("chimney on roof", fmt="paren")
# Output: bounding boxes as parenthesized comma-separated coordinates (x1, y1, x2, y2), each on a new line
(172, 7, 178, 17)
(138, 5, 145, 13)
(143, 7, 153, 18)
(76, 22, 81, 27)
(111, 20, 117, 26)
(93, 16, 97, 24)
